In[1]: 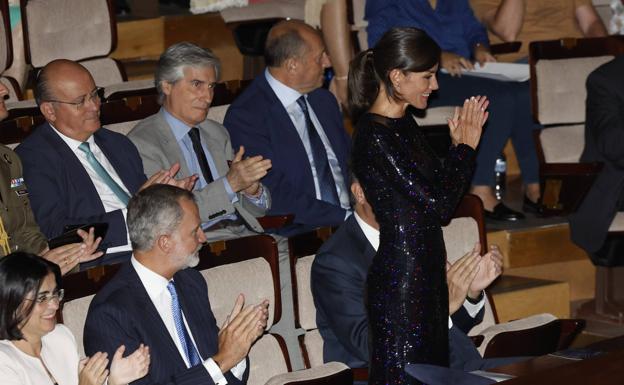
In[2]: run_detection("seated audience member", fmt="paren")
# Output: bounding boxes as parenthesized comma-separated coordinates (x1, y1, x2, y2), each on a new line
(365, 0, 540, 222)
(129, 43, 271, 242)
(84, 185, 269, 385)
(0, 81, 103, 273)
(471, 0, 607, 62)
(0, 252, 150, 385)
(570, 56, 624, 260)
(16, 60, 193, 267)
(224, 20, 352, 236)
(305, 0, 352, 108)
(312, 179, 524, 371)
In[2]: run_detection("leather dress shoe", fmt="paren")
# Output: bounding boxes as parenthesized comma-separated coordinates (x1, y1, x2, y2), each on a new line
(484, 202, 525, 221)
(522, 195, 544, 215)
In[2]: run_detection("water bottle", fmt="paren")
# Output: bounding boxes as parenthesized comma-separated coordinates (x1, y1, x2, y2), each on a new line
(494, 154, 506, 200)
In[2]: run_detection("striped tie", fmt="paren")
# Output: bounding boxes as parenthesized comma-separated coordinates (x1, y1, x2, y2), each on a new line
(78, 142, 131, 206)
(167, 281, 202, 367)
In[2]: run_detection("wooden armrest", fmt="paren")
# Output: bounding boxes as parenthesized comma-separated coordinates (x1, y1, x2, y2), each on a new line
(483, 319, 562, 358)
(352, 367, 368, 382)
(257, 214, 294, 229)
(470, 335, 485, 348)
(557, 318, 586, 350)
(490, 41, 522, 55)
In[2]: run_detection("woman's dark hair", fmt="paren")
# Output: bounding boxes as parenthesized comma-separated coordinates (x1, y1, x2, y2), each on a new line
(348, 27, 441, 122)
(0, 252, 61, 340)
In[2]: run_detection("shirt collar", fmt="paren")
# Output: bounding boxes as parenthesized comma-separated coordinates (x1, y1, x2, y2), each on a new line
(131, 255, 170, 302)
(354, 212, 379, 251)
(265, 68, 303, 109)
(50, 123, 95, 152)
(162, 108, 194, 142)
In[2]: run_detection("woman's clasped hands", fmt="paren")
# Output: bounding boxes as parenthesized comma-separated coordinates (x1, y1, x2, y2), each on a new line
(447, 95, 489, 150)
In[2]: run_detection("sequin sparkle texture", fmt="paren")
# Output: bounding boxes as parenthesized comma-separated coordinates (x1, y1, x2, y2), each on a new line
(352, 112, 475, 384)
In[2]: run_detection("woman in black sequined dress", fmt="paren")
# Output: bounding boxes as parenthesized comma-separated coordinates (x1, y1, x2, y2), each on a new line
(348, 28, 488, 384)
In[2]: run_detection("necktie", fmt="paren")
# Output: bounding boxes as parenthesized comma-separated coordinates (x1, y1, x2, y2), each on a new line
(296, 96, 339, 206)
(78, 142, 131, 206)
(167, 281, 202, 367)
(187, 127, 214, 184)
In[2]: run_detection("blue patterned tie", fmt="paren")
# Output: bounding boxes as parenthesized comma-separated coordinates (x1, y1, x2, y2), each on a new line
(167, 281, 202, 367)
(78, 142, 131, 206)
(296, 96, 340, 206)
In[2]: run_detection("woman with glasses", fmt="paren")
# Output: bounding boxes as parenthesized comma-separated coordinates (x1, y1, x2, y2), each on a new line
(0, 252, 150, 385)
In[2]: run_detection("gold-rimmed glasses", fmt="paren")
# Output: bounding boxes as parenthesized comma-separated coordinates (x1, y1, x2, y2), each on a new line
(43, 87, 104, 110)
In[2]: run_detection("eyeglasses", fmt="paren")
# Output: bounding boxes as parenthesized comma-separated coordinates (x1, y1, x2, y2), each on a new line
(44, 87, 104, 110)
(25, 289, 65, 304)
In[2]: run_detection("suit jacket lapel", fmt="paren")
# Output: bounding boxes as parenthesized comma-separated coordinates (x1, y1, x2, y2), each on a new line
(198, 122, 229, 179)
(257, 75, 316, 182)
(125, 264, 190, 368)
(153, 113, 195, 179)
(41, 124, 106, 212)
(174, 272, 218, 359)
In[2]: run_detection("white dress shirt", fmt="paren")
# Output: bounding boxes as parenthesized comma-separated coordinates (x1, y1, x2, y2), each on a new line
(265, 69, 350, 213)
(353, 212, 485, 329)
(131, 257, 246, 384)
(0, 324, 80, 385)
(51, 126, 131, 254)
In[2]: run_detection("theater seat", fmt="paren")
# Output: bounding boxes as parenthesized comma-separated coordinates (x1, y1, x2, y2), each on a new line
(529, 36, 624, 215)
(197, 235, 352, 385)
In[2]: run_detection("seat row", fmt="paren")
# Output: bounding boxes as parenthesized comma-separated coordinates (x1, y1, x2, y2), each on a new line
(57, 194, 584, 385)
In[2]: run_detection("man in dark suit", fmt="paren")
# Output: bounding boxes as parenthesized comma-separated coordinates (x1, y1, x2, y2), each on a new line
(16, 60, 192, 267)
(312, 179, 515, 371)
(224, 20, 352, 236)
(570, 55, 624, 264)
(84, 184, 269, 385)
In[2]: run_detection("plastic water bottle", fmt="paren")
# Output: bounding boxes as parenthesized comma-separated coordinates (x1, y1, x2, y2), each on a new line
(494, 154, 506, 200)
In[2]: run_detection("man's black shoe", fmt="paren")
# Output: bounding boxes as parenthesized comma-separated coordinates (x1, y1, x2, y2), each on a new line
(522, 195, 544, 215)
(484, 203, 525, 221)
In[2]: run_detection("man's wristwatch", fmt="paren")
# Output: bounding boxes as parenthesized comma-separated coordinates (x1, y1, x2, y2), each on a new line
(466, 290, 485, 304)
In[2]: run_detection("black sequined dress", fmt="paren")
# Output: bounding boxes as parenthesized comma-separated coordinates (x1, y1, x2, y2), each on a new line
(352, 112, 475, 384)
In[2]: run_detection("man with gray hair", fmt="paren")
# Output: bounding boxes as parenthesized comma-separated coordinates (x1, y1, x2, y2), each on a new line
(85, 184, 269, 385)
(129, 42, 272, 242)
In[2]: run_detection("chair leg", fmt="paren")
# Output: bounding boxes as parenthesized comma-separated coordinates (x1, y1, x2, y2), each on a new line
(594, 266, 624, 321)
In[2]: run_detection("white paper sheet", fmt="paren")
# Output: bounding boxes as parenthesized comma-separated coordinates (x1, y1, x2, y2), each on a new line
(441, 62, 530, 82)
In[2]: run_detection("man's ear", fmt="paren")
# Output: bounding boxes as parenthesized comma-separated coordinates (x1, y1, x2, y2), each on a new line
(39, 102, 56, 123)
(285, 57, 298, 74)
(351, 182, 365, 204)
(156, 234, 171, 253)
(161, 81, 173, 97)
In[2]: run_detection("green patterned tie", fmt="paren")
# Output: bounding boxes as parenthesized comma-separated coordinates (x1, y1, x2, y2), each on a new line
(78, 142, 131, 206)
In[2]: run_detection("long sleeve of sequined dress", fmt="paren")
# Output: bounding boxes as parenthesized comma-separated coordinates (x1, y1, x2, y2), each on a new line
(352, 112, 475, 385)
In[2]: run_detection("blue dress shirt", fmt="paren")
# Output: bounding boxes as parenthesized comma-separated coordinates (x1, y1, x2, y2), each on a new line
(264, 69, 351, 212)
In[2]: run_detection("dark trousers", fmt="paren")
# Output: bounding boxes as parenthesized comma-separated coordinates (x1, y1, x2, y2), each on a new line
(429, 73, 539, 186)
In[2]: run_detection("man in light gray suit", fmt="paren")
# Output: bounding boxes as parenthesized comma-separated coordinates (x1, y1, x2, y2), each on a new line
(129, 42, 272, 242)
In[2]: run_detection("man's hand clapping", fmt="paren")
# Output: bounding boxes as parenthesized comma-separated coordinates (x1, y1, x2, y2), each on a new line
(226, 146, 272, 196)
(212, 294, 269, 373)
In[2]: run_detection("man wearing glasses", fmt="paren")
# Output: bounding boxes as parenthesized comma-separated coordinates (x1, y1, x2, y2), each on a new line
(16, 59, 194, 268)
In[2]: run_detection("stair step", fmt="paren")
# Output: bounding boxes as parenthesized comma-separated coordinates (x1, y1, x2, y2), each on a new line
(490, 275, 570, 322)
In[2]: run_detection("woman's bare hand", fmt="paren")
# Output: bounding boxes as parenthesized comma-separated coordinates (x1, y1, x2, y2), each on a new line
(447, 95, 489, 149)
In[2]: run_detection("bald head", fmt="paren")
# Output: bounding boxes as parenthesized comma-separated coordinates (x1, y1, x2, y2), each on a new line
(265, 20, 320, 67)
(36, 59, 102, 142)
(265, 20, 330, 93)
(36, 60, 92, 105)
